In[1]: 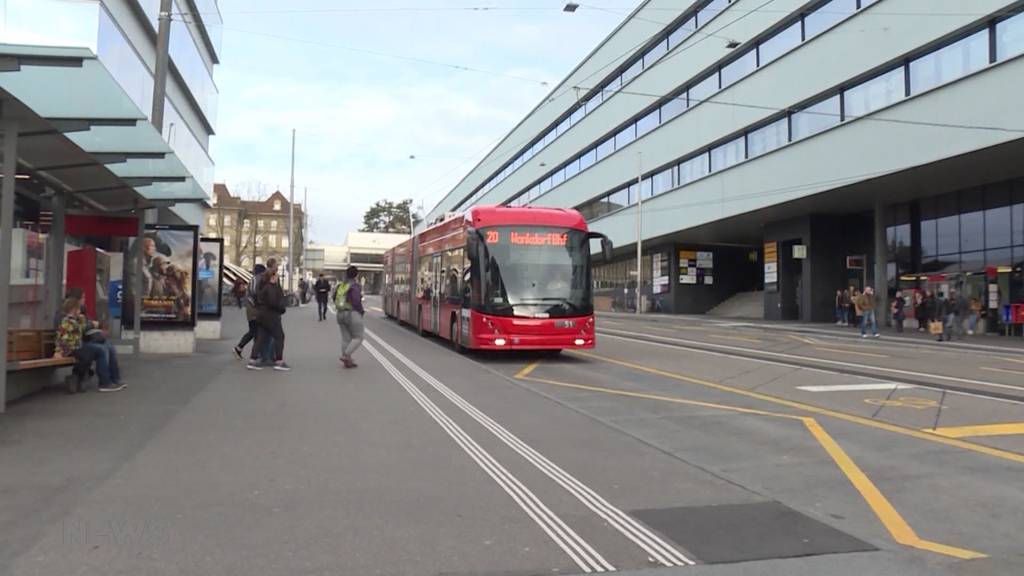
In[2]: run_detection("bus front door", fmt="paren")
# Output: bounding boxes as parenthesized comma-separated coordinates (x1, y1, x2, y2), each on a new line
(431, 253, 442, 334)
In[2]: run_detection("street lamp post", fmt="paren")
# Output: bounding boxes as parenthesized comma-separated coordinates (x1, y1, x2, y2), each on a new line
(288, 129, 296, 292)
(635, 152, 643, 315)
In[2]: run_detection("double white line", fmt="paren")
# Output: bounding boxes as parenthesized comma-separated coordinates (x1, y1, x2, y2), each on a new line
(364, 341, 615, 573)
(367, 331, 694, 568)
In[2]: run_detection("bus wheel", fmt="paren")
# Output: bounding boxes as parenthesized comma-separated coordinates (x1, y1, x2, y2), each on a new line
(450, 317, 463, 354)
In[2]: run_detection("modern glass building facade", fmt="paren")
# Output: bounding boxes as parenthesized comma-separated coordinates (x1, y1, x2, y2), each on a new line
(426, 0, 1024, 326)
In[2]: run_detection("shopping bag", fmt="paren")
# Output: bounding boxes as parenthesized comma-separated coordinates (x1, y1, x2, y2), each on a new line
(928, 321, 944, 335)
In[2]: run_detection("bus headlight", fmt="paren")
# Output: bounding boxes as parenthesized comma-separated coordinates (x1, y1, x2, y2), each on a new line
(494, 338, 507, 346)
(574, 339, 586, 346)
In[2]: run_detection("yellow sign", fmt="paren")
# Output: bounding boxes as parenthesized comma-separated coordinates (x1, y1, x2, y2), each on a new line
(864, 397, 940, 410)
(679, 250, 697, 261)
(764, 242, 778, 264)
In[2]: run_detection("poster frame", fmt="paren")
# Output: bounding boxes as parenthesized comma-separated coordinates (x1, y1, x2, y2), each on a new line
(140, 224, 199, 329)
(198, 237, 225, 319)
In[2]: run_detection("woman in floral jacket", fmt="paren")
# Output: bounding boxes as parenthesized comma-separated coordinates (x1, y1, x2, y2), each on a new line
(55, 297, 125, 392)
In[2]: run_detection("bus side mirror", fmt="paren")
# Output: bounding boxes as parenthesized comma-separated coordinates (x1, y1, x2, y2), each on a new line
(587, 232, 613, 261)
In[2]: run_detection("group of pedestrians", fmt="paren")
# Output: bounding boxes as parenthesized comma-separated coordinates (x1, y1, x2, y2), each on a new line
(836, 285, 986, 342)
(233, 258, 290, 371)
(231, 263, 365, 371)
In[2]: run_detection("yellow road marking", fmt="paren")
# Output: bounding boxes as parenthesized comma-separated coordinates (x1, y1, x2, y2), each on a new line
(980, 366, 1024, 376)
(517, 369, 984, 560)
(709, 334, 762, 344)
(927, 422, 1024, 439)
(569, 350, 1024, 465)
(815, 347, 890, 359)
(515, 361, 540, 379)
(789, 335, 818, 345)
(864, 397, 940, 410)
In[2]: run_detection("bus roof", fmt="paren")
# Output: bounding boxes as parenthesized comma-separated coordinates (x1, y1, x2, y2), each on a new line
(466, 205, 587, 230)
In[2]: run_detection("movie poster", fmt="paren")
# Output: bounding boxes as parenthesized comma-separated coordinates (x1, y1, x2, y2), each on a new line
(197, 238, 224, 317)
(123, 225, 198, 327)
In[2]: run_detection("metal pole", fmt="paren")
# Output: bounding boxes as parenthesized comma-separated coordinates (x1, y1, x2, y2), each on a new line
(408, 201, 415, 234)
(132, 208, 146, 351)
(46, 190, 66, 328)
(0, 118, 19, 411)
(302, 186, 308, 281)
(288, 129, 295, 292)
(151, 0, 174, 130)
(635, 152, 643, 315)
(874, 201, 889, 325)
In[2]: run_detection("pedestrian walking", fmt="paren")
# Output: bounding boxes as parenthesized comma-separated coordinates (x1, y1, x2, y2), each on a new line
(968, 297, 983, 336)
(835, 289, 849, 325)
(856, 287, 879, 338)
(245, 259, 278, 366)
(891, 290, 906, 333)
(334, 266, 365, 369)
(314, 273, 331, 321)
(851, 288, 863, 329)
(250, 269, 289, 371)
(233, 264, 265, 359)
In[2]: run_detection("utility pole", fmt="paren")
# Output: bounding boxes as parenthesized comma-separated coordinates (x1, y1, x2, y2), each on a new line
(635, 152, 643, 315)
(288, 129, 296, 292)
(303, 186, 308, 275)
(151, 0, 174, 130)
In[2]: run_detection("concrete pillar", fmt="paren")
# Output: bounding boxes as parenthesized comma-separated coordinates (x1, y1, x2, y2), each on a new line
(0, 118, 19, 412)
(874, 201, 889, 325)
(45, 190, 66, 327)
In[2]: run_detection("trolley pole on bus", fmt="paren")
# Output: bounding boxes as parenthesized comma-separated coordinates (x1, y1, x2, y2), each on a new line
(635, 152, 643, 315)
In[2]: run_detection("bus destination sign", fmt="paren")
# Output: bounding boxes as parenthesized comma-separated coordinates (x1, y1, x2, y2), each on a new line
(486, 230, 568, 247)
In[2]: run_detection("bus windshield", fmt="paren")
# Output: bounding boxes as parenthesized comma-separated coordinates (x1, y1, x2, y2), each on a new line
(479, 226, 592, 318)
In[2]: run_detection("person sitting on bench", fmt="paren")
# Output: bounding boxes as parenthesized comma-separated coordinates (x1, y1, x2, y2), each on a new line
(54, 297, 125, 393)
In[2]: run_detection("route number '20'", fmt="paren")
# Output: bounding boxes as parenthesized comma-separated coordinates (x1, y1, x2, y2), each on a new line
(486, 230, 500, 244)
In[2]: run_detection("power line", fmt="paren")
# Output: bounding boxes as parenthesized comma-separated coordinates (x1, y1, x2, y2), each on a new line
(219, 25, 554, 86)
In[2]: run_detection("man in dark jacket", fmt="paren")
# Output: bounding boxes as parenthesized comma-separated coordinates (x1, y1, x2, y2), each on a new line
(233, 264, 265, 360)
(247, 258, 278, 365)
(314, 273, 331, 321)
(249, 268, 289, 371)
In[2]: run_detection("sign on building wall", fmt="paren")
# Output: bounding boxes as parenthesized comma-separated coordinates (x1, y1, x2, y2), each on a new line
(653, 252, 670, 294)
(679, 249, 714, 285)
(764, 242, 779, 289)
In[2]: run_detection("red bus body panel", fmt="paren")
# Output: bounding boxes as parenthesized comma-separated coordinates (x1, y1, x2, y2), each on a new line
(383, 206, 595, 351)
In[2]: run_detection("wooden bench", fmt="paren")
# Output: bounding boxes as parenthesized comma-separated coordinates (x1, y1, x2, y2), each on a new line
(6, 330, 85, 400)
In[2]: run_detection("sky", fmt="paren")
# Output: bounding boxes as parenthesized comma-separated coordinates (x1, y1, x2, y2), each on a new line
(209, 0, 643, 245)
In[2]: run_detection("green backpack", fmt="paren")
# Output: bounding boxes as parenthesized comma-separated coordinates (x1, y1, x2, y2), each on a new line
(333, 281, 352, 311)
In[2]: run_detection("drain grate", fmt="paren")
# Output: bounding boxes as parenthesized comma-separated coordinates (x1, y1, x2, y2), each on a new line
(632, 501, 875, 564)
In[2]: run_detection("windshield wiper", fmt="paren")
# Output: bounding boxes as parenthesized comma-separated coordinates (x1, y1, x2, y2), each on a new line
(515, 298, 583, 313)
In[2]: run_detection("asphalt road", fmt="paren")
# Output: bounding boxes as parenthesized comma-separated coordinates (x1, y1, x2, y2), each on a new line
(2, 299, 1022, 575)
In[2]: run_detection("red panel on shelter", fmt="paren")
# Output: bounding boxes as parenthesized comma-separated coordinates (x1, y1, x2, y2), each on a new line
(66, 215, 139, 237)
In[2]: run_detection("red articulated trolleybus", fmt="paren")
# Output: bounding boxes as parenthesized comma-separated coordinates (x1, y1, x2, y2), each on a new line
(383, 206, 613, 351)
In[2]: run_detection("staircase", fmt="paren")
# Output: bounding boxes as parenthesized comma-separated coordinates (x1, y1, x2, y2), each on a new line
(707, 291, 764, 319)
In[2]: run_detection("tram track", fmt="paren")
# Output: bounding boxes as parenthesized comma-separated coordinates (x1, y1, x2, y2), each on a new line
(596, 327, 1024, 406)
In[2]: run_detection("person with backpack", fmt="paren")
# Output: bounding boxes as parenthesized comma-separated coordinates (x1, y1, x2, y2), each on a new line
(334, 266, 365, 369)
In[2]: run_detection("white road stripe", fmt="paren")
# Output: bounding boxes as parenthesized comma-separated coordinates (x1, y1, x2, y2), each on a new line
(367, 331, 695, 567)
(364, 342, 614, 573)
(597, 332, 1024, 407)
(600, 328, 1024, 395)
(797, 384, 917, 392)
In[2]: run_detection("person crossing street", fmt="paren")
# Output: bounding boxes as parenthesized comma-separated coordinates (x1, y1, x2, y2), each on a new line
(315, 273, 331, 321)
(334, 266, 365, 369)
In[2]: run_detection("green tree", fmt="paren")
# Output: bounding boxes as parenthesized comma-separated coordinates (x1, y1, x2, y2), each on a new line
(361, 199, 418, 233)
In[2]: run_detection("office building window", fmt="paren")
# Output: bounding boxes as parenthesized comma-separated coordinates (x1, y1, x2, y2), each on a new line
(596, 137, 615, 161)
(844, 68, 905, 117)
(710, 137, 745, 172)
(270, 220, 278, 230)
(909, 29, 989, 94)
(224, 235, 231, 247)
(668, 17, 696, 50)
(273, 200, 282, 211)
(635, 109, 660, 138)
(282, 236, 289, 249)
(652, 168, 675, 196)
(643, 39, 668, 67)
(614, 124, 636, 149)
(720, 50, 757, 88)
(208, 215, 217, 227)
(585, 93, 603, 114)
(758, 22, 801, 66)
(620, 59, 643, 86)
(579, 148, 597, 171)
(269, 235, 277, 248)
(678, 154, 710, 185)
(746, 118, 788, 158)
(564, 158, 581, 180)
(996, 11, 1024, 60)
(804, 0, 857, 40)
(607, 188, 628, 211)
(223, 215, 231, 226)
(660, 96, 687, 123)
(688, 74, 718, 106)
(697, 0, 729, 26)
(243, 219, 251, 229)
(791, 95, 840, 139)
